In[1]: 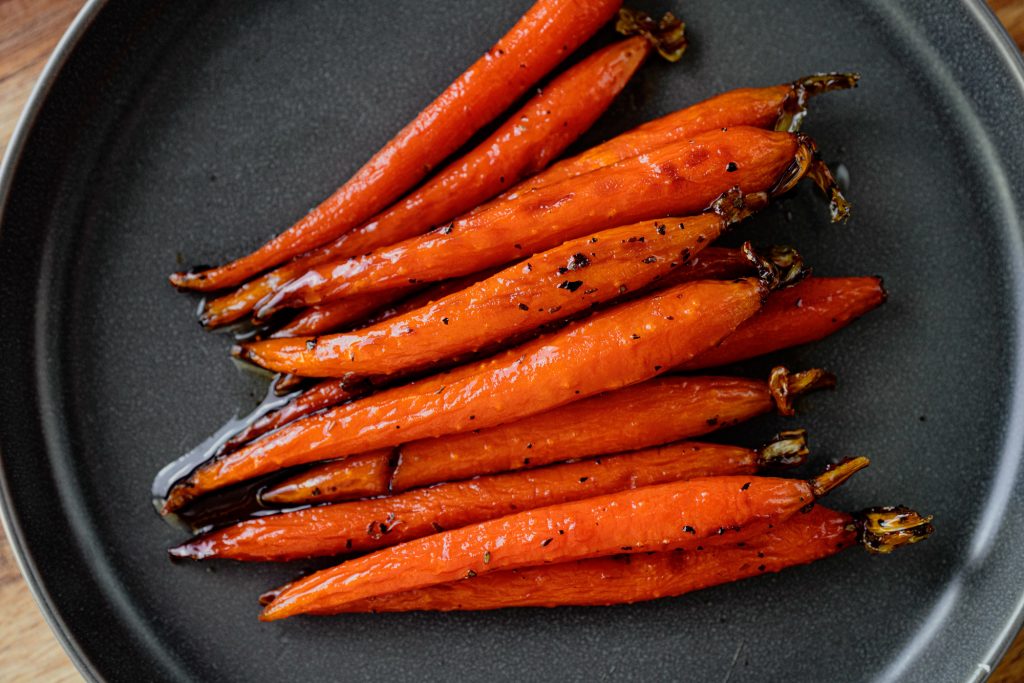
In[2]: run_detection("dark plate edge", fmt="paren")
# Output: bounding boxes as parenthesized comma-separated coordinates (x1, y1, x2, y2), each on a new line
(0, 2, 1022, 682)
(0, 2, 109, 681)
(957, 5, 1024, 681)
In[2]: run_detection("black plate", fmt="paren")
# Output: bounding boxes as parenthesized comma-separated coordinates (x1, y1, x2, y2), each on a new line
(3, 1, 1024, 681)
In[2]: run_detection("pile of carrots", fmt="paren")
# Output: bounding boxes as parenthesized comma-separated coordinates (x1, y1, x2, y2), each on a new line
(157, 0, 932, 622)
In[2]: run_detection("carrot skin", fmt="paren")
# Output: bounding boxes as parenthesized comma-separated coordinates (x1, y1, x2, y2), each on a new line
(272, 267, 506, 339)
(260, 127, 799, 313)
(200, 76, 813, 327)
(172, 441, 767, 561)
(239, 210, 734, 377)
(226, 249, 756, 455)
(203, 34, 645, 327)
(162, 278, 765, 513)
(680, 276, 886, 370)
(309, 506, 855, 613)
(391, 375, 772, 492)
(268, 286, 418, 339)
(258, 449, 393, 507)
(260, 474, 817, 620)
(171, 0, 623, 292)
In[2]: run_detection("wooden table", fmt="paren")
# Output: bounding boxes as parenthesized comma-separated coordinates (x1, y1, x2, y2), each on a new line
(1, 0, 1023, 680)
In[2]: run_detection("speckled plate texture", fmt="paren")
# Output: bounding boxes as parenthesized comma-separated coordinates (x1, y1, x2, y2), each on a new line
(1, 1, 1023, 681)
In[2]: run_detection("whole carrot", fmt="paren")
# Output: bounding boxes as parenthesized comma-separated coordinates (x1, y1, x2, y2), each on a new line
(303, 505, 932, 613)
(202, 70, 854, 326)
(161, 278, 766, 513)
(391, 366, 830, 493)
(681, 275, 886, 371)
(256, 128, 845, 316)
(259, 458, 868, 620)
(237, 189, 769, 378)
(172, 431, 809, 560)
(260, 429, 807, 509)
(200, 25, 681, 328)
(170, 0, 625, 292)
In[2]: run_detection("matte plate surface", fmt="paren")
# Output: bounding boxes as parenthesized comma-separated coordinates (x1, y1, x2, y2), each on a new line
(2, 1, 1024, 681)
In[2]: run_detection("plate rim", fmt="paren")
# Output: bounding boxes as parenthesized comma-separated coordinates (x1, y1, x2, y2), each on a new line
(0, 1, 1022, 681)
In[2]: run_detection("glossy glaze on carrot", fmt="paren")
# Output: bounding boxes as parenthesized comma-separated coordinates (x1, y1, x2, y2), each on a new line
(268, 286, 419, 339)
(680, 276, 886, 370)
(161, 278, 765, 513)
(199, 32, 660, 326)
(172, 435, 807, 560)
(256, 127, 809, 315)
(391, 367, 829, 492)
(291, 506, 854, 613)
(224, 248, 762, 455)
(198, 72, 854, 327)
(259, 460, 868, 620)
(170, 0, 624, 292)
(238, 190, 767, 378)
(258, 449, 393, 507)
(271, 267, 505, 340)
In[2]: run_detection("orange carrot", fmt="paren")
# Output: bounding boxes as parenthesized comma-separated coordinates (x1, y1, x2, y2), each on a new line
(171, 432, 809, 560)
(270, 267, 505, 340)
(390, 367, 830, 492)
(237, 247, 763, 447)
(200, 71, 855, 325)
(259, 449, 393, 507)
(259, 459, 868, 620)
(170, 0, 625, 292)
(681, 276, 886, 370)
(199, 28, 677, 327)
(161, 278, 766, 513)
(305, 505, 931, 613)
(237, 189, 768, 378)
(258, 128, 842, 315)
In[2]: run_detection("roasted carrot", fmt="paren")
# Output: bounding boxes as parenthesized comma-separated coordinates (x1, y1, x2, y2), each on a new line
(258, 449, 393, 508)
(259, 458, 868, 620)
(256, 128, 846, 316)
(161, 278, 767, 513)
(200, 27, 680, 328)
(262, 428, 806, 511)
(505, 71, 858, 196)
(170, 0, 625, 292)
(200, 71, 853, 327)
(391, 366, 830, 492)
(681, 276, 886, 371)
(239, 246, 765, 444)
(172, 431, 809, 560)
(302, 505, 932, 613)
(237, 189, 769, 378)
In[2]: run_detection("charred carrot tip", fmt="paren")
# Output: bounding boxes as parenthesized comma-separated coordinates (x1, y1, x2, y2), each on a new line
(757, 429, 810, 468)
(775, 72, 861, 133)
(708, 188, 769, 226)
(769, 366, 836, 416)
(741, 241, 809, 291)
(854, 506, 934, 554)
(615, 8, 687, 62)
(768, 134, 851, 223)
(809, 456, 870, 498)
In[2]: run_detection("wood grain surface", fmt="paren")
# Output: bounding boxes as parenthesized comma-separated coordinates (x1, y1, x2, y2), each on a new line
(1, 1, 1023, 681)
